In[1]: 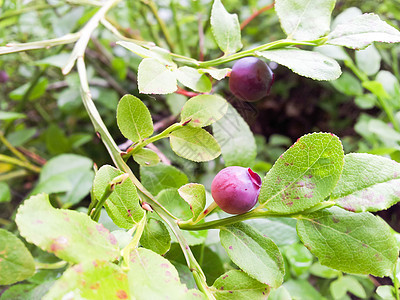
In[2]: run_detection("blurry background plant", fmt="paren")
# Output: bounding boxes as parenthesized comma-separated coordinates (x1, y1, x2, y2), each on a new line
(1, 0, 400, 299)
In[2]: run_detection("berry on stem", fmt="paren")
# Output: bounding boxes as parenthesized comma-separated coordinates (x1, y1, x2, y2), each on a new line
(229, 57, 274, 102)
(211, 166, 262, 214)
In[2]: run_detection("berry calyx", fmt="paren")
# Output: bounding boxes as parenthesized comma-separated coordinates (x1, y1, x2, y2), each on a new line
(211, 166, 262, 214)
(229, 57, 274, 102)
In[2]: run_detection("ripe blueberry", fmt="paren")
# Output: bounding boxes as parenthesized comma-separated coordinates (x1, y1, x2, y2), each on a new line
(0, 71, 9, 83)
(211, 166, 262, 214)
(229, 57, 274, 102)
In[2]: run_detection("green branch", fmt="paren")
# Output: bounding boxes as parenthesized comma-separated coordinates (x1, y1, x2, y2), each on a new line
(63, 0, 123, 74)
(142, 0, 175, 51)
(0, 154, 41, 173)
(179, 201, 336, 231)
(0, 33, 81, 55)
(123, 122, 184, 160)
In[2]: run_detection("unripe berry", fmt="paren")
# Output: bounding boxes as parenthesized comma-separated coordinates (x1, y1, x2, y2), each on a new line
(211, 166, 262, 214)
(229, 57, 274, 102)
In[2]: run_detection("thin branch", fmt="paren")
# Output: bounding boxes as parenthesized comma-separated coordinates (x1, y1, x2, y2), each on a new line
(62, 0, 123, 74)
(0, 131, 28, 162)
(240, 3, 274, 30)
(17, 147, 47, 166)
(142, 0, 175, 51)
(0, 33, 81, 55)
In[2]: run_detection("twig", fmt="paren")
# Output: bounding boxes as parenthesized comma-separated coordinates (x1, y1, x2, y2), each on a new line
(47, 79, 109, 90)
(240, 3, 274, 30)
(85, 48, 129, 96)
(62, 0, 123, 75)
(0, 170, 28, 182)
(0, 131, 28, 162)
(0, 3, 64, 22)
(154, 115, 177, 132)
(176, 87, 199, 98)
(0, 154, 41, 173)
(17, 147, 47, 166)
(142, 0, 175, 51)
(171, 0, 185, 55)
(0, 33, 81, 55)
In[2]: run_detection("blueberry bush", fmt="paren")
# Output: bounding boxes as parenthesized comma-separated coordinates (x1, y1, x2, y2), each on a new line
(2, 0, 400, 299)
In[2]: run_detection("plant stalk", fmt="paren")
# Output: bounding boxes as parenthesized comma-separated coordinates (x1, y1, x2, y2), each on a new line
(0, 154, 41, 173)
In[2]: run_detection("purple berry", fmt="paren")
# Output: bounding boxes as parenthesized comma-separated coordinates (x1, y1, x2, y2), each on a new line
(229, 57, 274, 102)
(0, 71, 9, 83)
(211, 166, 262, 214)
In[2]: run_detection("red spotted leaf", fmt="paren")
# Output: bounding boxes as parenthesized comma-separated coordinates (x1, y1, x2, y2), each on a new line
(331, 153, 400, 212)
(259, 133, 344, 213)
(15, 194, 119, 264)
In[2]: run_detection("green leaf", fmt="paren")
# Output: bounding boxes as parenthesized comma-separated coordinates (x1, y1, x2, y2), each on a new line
(132, 148, 160, 166)
(166, 93, 187, 116)
(376, 285, 396, 300)
(355, 45, 381, 76)
(45, 124, 71, 155)
(283, 243, 313, 277)
(283, 279, 324, 300)
(178, 183, 206, 221)
(247, 218, 299, 246)
(117, 41, 175, 66)
(275, 0, 335, 40)
(211, 270, 270, 299)
(376, 71, 400, 101)
(200, 68, 231, 80)
(176, 66, 212, 93)
(157, 188, 192, 221)
(35, 53, 70, 69)
(330, 72, 363, 96)
(32, 154, 94, 206)
(220, 222, 284, 288)
(15, 194, 119, 264)
(0, 111, 26, 121)
(116, 94, 153, 144)
(331, 153, 400, 212)
(93, 165, 144, 229)
(309, 262, 341, 279)
(210, 0, 242, 54)
(297, 207, 399, 276)
(0, 182, 11, 203)
(128, 248, 205, 299)
(165, 243, 223, 285)
(59, 169, 94, 208)
(9, 77, 48, 101)
(330, 276, 366, 299)
(268, 286, 292, 300)
(367, 119, 400, 144)
(0, 283, 36, 300)
(6, 128, 36, 147)
(363, 80, 391, 100)
(354, 94, 376, 109)
(138, 58, 177, 94)
(44, 260, 129, 300)
(258, 49, 341, 81)
(327, 13, 400, 49)
(0, 229, 35, 285)
(180, 94, 228, 128)
(170, 127, 221, 162)
(212, 103, 257, 167)
(259, 132, 344, 213)
(140, 163, 188, 196)
(140, 217, 171, 255)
